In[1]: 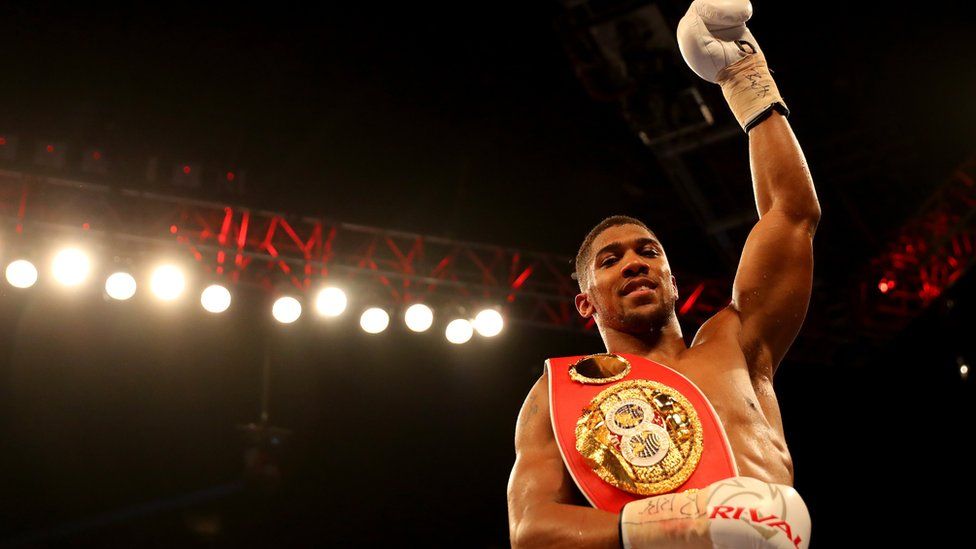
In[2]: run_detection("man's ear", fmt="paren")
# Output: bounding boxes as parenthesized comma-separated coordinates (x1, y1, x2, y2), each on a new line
(575, 292, 595, 318)
(671, 275, 679, 300)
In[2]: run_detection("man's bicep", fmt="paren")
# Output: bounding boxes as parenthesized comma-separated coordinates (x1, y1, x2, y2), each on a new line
(508, 376, 576, 526)
(731, 209, 815, 370)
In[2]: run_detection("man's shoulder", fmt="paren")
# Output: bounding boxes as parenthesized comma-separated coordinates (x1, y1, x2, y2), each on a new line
(690, 305, 776, 374)
(515, 369, 550, 423)
(691, 304, 743, 347)
(514, 371, 556, 450)
(524, 369, 549, 404)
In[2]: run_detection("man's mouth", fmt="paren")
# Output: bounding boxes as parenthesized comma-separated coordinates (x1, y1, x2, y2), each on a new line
(620, 279, 658, 296)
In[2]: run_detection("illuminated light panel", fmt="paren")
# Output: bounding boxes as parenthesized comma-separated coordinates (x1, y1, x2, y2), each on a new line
(201, 284, 232, 313)
(360, 307, 390, 334)
(404, 303, 434, 333)
(878, 278, 896, 294)
(315, 287, 348, 317)
(150, 265, 186, 301)
(272, 296, 302, 324)
(5, 259, 38, 288)
(51, 248, 91, 287)
(473, 309, 504, 337)
(105, 272, 137, 300)
(446, 318, 473, 344)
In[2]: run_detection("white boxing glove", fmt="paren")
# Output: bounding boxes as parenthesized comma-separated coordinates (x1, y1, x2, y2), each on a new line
(620, 476, 811, 549)
(676, 0, 788, 132)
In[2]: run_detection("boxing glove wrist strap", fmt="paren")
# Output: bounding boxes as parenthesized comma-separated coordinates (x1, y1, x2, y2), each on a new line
(717, 50, 789, 132)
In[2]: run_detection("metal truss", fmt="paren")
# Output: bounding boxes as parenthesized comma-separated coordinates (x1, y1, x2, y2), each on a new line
(0, 169, 731, 333)
(4, 152, 971, 359)
(859, 155, 976, 336)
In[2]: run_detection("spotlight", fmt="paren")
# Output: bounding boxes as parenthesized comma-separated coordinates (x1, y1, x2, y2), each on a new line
(51, 248, 91, 287)
(360, 307, 390, 334)
(446, 318, 473, 344)
(105, 272, 137, 300)
(201, 284, 232, 313)
(150, 265, 186, 301)
(473, 308, 504, 337)
(5, 259, 38, 288)
(404, 303, 434, 332)
(272, 296, 302, 324)
(958, 356, 970, 381)
(315, 286, 347, 317)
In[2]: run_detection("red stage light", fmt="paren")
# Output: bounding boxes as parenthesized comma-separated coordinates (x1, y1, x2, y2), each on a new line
(183, 165, 191, 175)
(92, 151, 102, 160)
(226, 171, 235, 182)
(170, 225, 178, 234)
(46, 144, 55, 153)
(678, 282, 706, 316)
(0, 137, 6, 146)
(878, 280, 890, 293)
(82, 222, 90, 230)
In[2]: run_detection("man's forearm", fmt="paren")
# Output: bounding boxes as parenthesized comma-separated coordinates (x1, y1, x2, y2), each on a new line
(748, 111, 821, 223)
(512, 502, 619, 549)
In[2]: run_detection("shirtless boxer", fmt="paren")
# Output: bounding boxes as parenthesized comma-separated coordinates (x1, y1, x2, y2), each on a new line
(507, 2, 818, 547)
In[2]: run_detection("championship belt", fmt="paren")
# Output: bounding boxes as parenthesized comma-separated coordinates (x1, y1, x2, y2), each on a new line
(546, 353, 737, 513)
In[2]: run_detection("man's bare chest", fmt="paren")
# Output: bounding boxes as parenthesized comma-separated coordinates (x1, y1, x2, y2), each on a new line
(668, 346, 774, 428)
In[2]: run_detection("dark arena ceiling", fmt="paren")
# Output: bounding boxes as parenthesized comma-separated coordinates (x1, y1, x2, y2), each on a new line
(0, 1, 973, 546)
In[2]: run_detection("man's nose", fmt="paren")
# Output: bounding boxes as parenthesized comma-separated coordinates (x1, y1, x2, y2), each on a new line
(621, 255, 650, 277)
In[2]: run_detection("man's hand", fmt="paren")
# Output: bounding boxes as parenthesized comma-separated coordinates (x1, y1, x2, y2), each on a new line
(676, 0, 788, 131)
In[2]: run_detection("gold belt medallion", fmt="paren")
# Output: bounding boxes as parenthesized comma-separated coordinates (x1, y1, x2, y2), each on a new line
(575, 379, 703, 496)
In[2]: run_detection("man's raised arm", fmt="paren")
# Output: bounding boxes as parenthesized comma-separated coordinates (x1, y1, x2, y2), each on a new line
(676, 0, 820, 373)
(731, 112, 820, 373)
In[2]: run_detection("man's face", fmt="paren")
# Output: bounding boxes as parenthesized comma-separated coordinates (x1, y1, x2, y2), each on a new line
(575, 224, 679, 334)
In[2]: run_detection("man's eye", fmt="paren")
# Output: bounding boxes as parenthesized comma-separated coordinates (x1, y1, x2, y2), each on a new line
(601, 257, 617, 267)
(642, 249, 659, 257)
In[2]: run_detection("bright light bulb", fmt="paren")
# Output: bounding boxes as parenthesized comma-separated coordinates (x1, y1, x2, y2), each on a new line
(360, 307, 390, 334)
(446, 318, 473, 344)
(201, 284, 231, 313)
(315, 286, 347, 317)
(5, 259, 37, 288)
(150, 265, 185, 301)
(404, 303, 434, 332)
(272, 296, 302, 324)
(473, 308, 504, 337)
(105, 272, 137, 300)
(51, 248, 90, 287)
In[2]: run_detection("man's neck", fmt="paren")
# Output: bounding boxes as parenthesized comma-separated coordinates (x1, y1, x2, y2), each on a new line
(600, 316, 687, 366)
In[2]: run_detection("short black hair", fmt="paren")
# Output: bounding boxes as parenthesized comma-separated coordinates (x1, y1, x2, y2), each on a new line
(573, 215, 654, 291)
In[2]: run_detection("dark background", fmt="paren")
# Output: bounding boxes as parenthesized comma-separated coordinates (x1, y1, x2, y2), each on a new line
(1, 1, 974, 546)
